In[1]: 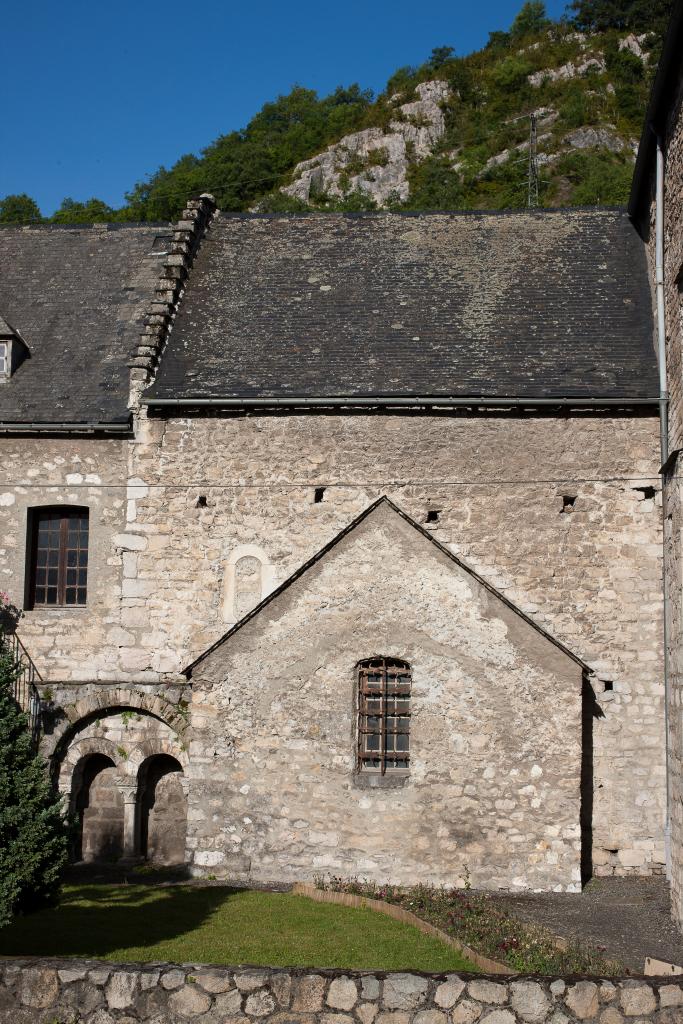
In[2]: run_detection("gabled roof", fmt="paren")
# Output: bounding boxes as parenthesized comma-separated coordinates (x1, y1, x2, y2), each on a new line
(184, 496, 589, 677)
(146, 208, 657, 407)
(0, 223, 170, 429)
(629, 0, 683, 220)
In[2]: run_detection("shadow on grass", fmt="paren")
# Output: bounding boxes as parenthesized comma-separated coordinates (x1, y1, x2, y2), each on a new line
(0, 884, 235, 959)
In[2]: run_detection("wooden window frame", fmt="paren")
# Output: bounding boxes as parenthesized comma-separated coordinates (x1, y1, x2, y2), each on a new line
(357, 657, 411, 775)
(27, 506, 89, 609)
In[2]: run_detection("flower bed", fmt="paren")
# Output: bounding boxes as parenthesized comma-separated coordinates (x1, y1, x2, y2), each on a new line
(314, 877, 621, 976)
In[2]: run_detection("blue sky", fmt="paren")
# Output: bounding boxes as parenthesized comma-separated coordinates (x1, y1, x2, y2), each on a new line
(3, 0, 567, 216)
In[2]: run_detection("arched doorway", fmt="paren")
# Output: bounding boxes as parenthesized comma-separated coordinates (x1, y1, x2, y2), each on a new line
(72, 754, 124, 862)
(136, 754, 187, 865)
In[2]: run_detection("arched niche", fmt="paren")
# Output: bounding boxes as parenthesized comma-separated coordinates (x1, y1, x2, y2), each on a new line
(222, 544, 276, 624)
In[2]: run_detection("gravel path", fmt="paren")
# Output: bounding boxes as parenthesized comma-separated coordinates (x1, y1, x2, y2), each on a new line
(494, 876, 683, 973)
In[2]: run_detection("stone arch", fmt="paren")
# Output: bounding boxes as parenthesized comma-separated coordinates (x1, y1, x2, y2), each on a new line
(222, 544, 276, 624)
(59, 736, 128, 799)
(44, 687, 190, 765)
(127, 736, 189, 777)
(136, 753, 187, 865)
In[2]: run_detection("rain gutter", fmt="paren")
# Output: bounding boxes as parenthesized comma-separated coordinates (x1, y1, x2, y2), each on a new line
(144, 396, 659, 409)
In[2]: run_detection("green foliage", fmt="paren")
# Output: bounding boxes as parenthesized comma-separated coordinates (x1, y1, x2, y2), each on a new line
(486, 30, 512, 52)
(510, 1, 551, 38)
(385, 66, 418, 97)
(553, 149, 634, 203)
(123, 84, 373, 221)
(256, 192, 311, 213)
(404, 157, 465, 210)
(367, 147, 390, 168)
(428, 46, 455, 69)
(569, 0, 673, 36)
(0, 642, 69, 929)
(489, 55, 533, 91)
(0, 194, 42, 224)
(50, 197, 115, 223)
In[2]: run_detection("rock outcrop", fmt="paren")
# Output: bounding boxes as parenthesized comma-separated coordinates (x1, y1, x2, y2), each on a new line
(528, 55, 606, 87)
(282, 81, 450, 206)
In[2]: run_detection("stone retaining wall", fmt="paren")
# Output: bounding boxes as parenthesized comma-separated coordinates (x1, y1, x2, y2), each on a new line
(1, 961, 681, 1023)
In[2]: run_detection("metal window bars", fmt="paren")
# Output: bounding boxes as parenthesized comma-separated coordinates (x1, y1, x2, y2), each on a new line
(357, 657, 411, 774)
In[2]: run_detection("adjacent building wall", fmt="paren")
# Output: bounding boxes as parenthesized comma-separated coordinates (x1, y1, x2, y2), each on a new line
(647, 45, 683, 924)
(0, 437, 129, 679)
(0, 408, 666, 882)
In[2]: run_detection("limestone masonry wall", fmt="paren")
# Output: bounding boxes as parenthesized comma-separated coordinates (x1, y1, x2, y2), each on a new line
(189, 502, 584, 890)
(0, 410, 666, 880)
(0, 960, 681, 1024)
(646, 34, 683, 924)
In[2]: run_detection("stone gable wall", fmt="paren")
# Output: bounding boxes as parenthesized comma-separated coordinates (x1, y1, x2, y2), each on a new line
(1, 960, 681, 1023)
(0, 409, 665, 880)
(189, 503, 583, 890)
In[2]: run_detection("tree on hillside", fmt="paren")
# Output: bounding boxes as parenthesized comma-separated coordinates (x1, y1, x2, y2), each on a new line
(50, 197, 115, 224)
(511, 1, 551, 38)
(0, 194, 42, 224)
(0, 597, 69, 928)
(428, 46, 455, 69)
(569, 0, 674, 36)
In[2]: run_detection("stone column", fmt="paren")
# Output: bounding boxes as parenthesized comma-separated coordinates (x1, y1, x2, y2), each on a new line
(118, 784, 139, 861)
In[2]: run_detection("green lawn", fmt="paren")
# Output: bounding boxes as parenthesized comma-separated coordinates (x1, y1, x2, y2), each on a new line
(0, 884, 476, 971)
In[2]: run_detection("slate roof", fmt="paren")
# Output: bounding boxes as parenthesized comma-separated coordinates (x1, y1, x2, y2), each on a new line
(146, 209, 657, 404)
(0, 223, 170, 427)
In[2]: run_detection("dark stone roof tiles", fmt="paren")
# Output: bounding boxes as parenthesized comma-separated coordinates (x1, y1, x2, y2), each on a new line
(146, 209, 658, 402)
(0, 223, 168, 425)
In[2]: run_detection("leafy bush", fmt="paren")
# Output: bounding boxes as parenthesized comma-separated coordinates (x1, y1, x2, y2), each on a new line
(404, 157, 465, 210)
(554, 149, 634, 204)
(0, 597, 69, 928)
(489, 56, 533, 92)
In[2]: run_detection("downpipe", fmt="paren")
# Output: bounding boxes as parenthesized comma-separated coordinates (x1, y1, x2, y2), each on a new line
(654, 128, 672, 879)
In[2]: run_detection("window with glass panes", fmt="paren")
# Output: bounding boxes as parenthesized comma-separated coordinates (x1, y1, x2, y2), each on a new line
(30, 508, 89, 606)
(357, 657, 411, 773)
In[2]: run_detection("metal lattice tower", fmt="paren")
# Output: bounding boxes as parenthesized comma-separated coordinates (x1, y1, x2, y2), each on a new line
(527, 113, 539, 208)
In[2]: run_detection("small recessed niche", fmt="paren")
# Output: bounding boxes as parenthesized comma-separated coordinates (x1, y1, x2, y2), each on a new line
(633, 485, 656, 500)
(196, 495, 208, 508)
(314, 487, 326, 504)
(560, 495, 576, 514)
(426, 510, 441, 524)
(604, 680, 614, 692)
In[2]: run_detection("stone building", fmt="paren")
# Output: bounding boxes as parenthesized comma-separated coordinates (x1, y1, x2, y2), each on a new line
(629, 0, 683, 926)
(2, 18, 681, 888)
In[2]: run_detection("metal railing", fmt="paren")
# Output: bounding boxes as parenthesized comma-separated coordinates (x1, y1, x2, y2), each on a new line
(4, 632, 42, 749)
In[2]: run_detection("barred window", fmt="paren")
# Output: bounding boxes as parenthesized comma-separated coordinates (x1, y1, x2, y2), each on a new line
(357, 657, 411, 773)
(28, 507, 89, 607)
